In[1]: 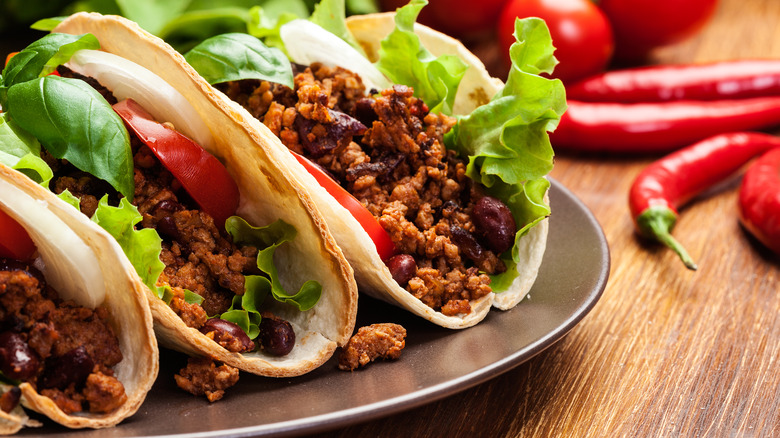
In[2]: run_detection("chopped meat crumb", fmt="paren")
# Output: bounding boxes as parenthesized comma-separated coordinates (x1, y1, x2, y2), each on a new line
(174, 357, 240, 402)
(338, 323, 407, 371)
(220, 63, 513, 315)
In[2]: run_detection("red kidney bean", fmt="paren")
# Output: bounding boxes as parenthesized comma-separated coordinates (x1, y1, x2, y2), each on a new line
(39, 346, 94, 390)
(472, 196, 517, 253)
(156, 216, 180, 241)
(0, 332, 39, 381)
(199, 318, 254, 353)
(450, 226, 486, 263)
(258, 316, 295, 356)
(386, 254, 417, 286)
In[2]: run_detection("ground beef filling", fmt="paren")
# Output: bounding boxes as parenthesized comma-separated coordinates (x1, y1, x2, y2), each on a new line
(220, 63, 510, 316)
(338, 323, 407, 371)
(0, 263, 126, 414)
(174, 357, 239, 403)
(50, 139, 259, 330)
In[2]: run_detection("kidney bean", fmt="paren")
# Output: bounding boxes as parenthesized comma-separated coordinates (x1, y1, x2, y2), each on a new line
(0, 332, 39, 381)
(156, 216, 180, 241)
(154, 199, 183, 213)
(39, 346, 94, 390)
(450, 226, 486, 264)
(472, 196, 517, 253)
(386, 254, 417, 286)
(0, 387, 21, 413)
(258, 316, 295, 356)
(199, 318, 254, 353)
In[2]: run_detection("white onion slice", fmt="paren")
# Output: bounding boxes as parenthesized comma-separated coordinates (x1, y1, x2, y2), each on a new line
(0, 179, 105, 308)
(280, 19, 391, 92)
(66, 49, 214, 150)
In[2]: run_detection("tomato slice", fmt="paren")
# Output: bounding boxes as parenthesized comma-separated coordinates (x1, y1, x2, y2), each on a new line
(0, 208, 36, 261)
(112, 99, 239, 229)
(291, 152, 397, 261)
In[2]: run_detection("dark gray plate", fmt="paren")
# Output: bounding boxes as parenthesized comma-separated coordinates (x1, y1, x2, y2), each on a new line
(20, 178, 609, 437)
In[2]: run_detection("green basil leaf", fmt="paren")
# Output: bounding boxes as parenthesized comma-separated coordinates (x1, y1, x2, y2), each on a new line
(185, 32, 294, 88)
(0, 112, 52, 186)
(2, 32, 100, 89)
(6, 75, 134, 199)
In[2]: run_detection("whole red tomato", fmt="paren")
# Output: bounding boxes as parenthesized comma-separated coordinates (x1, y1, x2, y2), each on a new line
(379, 0, 506, 37)
(600, 0, 718, 62)
(498, 0, 614, 84)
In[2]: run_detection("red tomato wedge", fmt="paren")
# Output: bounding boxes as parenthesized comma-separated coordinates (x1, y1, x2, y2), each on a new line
(112, 99, 239, 229)
(291, 152, 397, 261)
(0, 208, 36, 261)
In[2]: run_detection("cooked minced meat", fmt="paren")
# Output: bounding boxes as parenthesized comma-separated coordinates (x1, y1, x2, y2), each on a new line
(0, 263, 126, 414)
(338, 323, 407, 371)
(174, 357, 240, 402)
(220, 63, 514, 316)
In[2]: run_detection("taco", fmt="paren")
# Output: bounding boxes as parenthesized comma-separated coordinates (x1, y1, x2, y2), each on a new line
(184, 0, 566, 328)
(0, 12, 357, 400)
(0, 163, 158, 431)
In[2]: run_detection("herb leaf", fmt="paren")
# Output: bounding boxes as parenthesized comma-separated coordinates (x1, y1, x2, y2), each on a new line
(185, 32, 294, 88)
(0, 112, 53, 186)
(1, 32, 100, 89)
(5, 75, 134, 199)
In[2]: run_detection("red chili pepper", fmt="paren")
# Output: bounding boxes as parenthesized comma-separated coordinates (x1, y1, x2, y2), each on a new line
(552, 98, 780, 153)
(738, 148, 780, 255)
(629, 132, 780, 269)
(567, 60, 780, 103)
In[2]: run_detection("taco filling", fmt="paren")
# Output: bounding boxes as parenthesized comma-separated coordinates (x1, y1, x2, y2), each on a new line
(185, 0, 565, 324)
(219, 66, 510, 316)
(1, 32, 323, 399)
(0, 259, 126, 415)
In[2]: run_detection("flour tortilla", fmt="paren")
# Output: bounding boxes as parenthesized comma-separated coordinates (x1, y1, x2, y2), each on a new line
(231, 13, 549, 328)
(53, 13, 358, 377)
(0, 164, 158, 431)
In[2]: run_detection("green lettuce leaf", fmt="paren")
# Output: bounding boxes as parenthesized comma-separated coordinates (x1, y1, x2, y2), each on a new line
(5, 76, 134, 199)
(0, 112, 53, 186)
(90, 196, 167, 298)
(221, 216, 322, 340)
(185, 32, 294, 88)
(375, 0, 467, 115)
(444, 18, 566, 291)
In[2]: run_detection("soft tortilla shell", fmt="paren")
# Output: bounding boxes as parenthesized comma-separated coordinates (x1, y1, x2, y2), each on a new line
(53, 13, 358, 377)
(265, 13, 547, 327)
(0, 164, 158, 430)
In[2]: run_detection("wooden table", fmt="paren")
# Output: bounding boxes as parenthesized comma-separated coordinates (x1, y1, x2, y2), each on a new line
(320, 0, 779, 436)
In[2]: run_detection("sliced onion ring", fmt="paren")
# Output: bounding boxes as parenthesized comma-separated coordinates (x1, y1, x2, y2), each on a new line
(280, 19, 391, 92)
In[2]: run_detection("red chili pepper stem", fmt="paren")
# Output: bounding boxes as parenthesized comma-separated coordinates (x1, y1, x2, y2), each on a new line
(635, 205, 697, 270)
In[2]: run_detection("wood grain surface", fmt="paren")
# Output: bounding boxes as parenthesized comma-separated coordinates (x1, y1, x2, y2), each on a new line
(319, 0, 780, 436)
